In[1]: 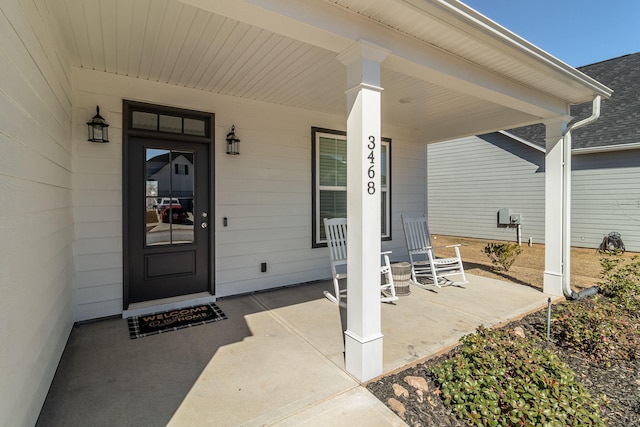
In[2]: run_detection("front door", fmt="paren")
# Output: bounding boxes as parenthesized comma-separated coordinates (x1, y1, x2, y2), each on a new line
(123, 102, 214, 306)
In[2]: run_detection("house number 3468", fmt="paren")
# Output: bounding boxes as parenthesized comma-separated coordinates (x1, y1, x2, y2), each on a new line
(367, 135, 376, 195)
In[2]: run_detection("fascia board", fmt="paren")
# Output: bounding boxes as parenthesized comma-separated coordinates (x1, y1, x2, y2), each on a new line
(500, 131, 640, 155)
(572, 143, 640, 155)
(416, 0, 613, 100)
(177, 0, 351, 52)
(499, 131, 546, 153)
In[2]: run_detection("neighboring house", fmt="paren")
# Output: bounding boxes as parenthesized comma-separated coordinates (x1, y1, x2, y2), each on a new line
(0, 1, 611, 424)
(147, 152, 195, 210)
(427, 53, 640, 252)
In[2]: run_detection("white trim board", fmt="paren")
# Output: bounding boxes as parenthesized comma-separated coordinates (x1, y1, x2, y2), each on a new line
(122, 293, 218, 319)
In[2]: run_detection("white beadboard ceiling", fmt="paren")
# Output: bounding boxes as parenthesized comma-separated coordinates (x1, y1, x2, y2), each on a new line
(46, 0, 611, 142)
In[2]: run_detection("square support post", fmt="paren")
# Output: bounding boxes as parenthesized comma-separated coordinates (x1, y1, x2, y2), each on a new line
(543, 116, 570, 296)
(337, 41, 389, 382)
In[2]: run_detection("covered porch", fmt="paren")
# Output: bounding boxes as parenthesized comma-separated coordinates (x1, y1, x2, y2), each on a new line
(38, 275, 557, 426)
(51, 0, 609, 382)
(1, 1, 614, 424)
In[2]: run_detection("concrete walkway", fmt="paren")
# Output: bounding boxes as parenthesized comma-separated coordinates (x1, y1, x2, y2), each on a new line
(37, 275, 555, 426)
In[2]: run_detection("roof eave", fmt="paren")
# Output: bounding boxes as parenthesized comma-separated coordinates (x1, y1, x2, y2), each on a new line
(411, 0, 613, 101)
(573, 142, 640, 155)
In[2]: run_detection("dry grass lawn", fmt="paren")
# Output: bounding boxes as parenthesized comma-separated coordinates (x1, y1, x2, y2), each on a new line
(432, 235, 638, 291)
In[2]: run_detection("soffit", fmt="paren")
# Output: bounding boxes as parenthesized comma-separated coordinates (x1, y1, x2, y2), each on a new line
(327, 0, 610, 103)
(49, 1, 344, 109)
(46, 0, 607, 142)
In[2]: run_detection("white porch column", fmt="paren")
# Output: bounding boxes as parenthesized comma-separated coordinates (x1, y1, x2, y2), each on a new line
(337, 41, 389, 382)
(543, 116, 570, 296)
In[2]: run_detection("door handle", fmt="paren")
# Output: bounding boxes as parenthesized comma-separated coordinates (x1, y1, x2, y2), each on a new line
(201, 222, 208, 229)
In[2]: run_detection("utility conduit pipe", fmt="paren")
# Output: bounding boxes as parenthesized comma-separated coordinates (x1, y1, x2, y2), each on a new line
(562, 95, 602, 300)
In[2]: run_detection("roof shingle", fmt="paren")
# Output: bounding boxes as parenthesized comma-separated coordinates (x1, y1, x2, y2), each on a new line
(506, 52, 640, 150)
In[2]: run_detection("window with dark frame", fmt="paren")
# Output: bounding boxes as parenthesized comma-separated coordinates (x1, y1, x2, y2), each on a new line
(131, 111, 207, 137)
(311, 127, 391, 248)
(175, 164, 189, 175)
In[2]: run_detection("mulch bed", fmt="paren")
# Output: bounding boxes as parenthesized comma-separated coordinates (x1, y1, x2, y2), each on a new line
(366, 304, 640, 427)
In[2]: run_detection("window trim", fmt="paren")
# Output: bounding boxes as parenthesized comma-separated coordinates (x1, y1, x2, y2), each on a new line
(311, 127, 392, 248)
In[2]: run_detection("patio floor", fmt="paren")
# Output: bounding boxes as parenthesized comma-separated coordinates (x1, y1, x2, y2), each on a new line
(37, 274, 557, 426)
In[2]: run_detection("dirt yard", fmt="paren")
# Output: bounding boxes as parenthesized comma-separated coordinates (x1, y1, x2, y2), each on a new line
(432, 235, 638, 291)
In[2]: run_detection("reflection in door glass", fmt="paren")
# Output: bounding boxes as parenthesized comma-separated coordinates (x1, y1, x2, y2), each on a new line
(145, 148, 195, 246)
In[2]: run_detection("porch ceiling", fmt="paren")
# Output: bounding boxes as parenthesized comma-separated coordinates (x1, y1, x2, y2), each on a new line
(47, 0, 611, 142)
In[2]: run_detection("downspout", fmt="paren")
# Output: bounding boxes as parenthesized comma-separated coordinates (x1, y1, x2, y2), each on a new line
(562, 95, 602, 299)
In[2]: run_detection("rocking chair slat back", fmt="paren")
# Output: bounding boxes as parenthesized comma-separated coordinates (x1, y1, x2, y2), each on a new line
(401, 215, 468, 287)
(322, 217, 398, 304)
(325, 218, 348, 265)
(403, 218, 433, 251)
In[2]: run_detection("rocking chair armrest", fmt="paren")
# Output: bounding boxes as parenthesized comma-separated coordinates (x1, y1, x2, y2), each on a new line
(427, 244, 462, 250)
(412, 247, 432, 253)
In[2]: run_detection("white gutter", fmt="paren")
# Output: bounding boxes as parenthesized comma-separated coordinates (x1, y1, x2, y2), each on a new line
(573, 142, 640, 155)
(561, 95, 601, 299)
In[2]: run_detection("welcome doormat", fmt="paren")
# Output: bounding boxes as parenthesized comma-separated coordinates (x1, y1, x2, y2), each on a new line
(127, 303, 226, 339)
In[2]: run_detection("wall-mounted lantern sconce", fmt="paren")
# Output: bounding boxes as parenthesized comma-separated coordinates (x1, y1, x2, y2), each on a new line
(87, 106, 109, 143)
(226, 125, 240, 155)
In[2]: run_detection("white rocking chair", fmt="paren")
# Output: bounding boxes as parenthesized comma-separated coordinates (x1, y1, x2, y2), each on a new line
(401, 216, 467, 287)
(323, 218, 398, 305)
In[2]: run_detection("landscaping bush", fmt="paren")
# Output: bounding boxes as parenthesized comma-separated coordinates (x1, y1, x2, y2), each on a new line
(482, 242, 523, 271)
(551, 297, 640, 363)
(598, 255, 640, 315)
(550, 255, 640, 363)
(370, 248, 640, 427)
(433, 326, 606, 427)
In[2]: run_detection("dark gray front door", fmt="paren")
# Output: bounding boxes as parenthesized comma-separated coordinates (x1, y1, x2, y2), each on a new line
(123, 101, 214, 306)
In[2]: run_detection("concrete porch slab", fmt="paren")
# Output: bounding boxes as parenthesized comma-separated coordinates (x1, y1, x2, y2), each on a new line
(168, 292, 357, 426)
(37, 274, 554, 426)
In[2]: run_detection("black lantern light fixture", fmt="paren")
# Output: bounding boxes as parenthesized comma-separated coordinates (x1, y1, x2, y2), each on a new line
(226, 125, 240, 155)
(87, 106, 109, 143)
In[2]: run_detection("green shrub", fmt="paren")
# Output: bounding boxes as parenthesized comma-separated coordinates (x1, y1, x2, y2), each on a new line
(550, 254, 640, 363)
(433, 326, 606, 426)
(552, 298, 640, 363)
(483, 242, 523, 271)
(598, 255, 640, 315)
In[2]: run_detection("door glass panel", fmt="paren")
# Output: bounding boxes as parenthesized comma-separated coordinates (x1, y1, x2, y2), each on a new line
(159, 115, 182, 133)
(145, 148, 195, 246)
(184, 118, 206, 136)
(132, 111, 158, 131)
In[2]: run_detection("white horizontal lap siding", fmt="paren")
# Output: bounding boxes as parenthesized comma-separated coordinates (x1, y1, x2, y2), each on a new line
(72, 98, 123, 321)
(572, 150, 640, 252)
(427, 134, 545, 244)
(72, 68, 426, 305)
(0, 1, 73, 426)
(216, 118, 424, 296)
(387, 130, 427, 260)
(428, 134, 640, 253)
(215, 104, 332, 297)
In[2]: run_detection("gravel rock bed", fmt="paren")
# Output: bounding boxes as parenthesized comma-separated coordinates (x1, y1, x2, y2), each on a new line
(367, 305, 640, 427)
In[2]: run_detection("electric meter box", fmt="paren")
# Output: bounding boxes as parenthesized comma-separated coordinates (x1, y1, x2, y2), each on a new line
(498, 208, 511, 225)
